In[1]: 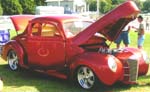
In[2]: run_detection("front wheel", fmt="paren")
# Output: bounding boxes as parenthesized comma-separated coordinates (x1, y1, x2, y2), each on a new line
(7, 50, 19, 71)
(76, 66, 98, 90)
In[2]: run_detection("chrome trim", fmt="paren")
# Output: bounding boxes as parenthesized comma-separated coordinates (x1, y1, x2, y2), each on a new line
(123, 59, 138, 82)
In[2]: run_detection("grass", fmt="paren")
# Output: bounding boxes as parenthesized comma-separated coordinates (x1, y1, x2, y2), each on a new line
(0, 31, 150, 92)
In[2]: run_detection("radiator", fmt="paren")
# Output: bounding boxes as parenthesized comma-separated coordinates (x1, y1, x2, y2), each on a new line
(123, 59, 138, 82)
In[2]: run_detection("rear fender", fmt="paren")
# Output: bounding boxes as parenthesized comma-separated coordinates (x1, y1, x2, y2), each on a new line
(3, 40, 25, 65)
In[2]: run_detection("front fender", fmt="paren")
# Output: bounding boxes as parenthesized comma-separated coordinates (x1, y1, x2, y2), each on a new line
(70, 52, 123, 85)
(1, 40, 24, 65)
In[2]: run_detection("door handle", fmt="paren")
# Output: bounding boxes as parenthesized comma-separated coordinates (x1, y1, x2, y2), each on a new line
(21, 37, 26, 40)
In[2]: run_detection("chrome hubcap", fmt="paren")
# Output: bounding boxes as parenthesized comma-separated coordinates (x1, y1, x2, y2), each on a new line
(77, 66, 95, 89)
(8, 50, 18, 70)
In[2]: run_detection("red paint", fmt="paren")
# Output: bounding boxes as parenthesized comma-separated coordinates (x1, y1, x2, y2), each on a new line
(1, 1, 149, 87)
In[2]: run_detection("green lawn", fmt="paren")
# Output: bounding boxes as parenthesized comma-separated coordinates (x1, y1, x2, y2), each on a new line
(0, 31, 150, 92)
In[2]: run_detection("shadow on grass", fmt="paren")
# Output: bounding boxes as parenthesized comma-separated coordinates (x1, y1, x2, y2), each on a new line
(0, 64, 89, 92)
(0, 64, 150, 92)
(136, 75, 150, 86)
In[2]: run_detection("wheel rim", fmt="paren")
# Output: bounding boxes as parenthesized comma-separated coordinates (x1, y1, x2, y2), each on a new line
(7, 50, 19, 70)
(77, 66, 95, 89)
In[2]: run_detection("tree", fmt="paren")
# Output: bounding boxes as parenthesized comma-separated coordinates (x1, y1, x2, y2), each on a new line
(1, 0, 23, 15)
(99, 0, 112, 14)
(0, 4, 3, 15)
(85, 0, 95, 11)
(89, 0, 113, 14)
(132, 0, 143, 10)
(89, 0, 97, 11)
(112, 0, 125, 5)
(143, 0, 150, 13)
(19, 0, 35, 14)
(34, 0, 46, 6)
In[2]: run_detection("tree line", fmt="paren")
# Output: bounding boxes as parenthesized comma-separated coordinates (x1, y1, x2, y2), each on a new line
(0, 0, 45, 15)
(0, 0, 150, 15)
(88, 0, 149, 14)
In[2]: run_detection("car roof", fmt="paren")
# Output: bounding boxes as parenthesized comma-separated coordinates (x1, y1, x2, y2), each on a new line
(32, 15, 83, 23)
(10, 14, 89, 31)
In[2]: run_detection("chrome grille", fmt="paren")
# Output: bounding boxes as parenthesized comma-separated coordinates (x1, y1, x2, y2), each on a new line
(123, 59, 138, 82)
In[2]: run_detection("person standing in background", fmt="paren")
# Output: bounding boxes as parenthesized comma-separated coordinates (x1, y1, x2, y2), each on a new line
(136, 15, 145, 49)
(145, 17, 149, 31)
(115, 23, 131, 49)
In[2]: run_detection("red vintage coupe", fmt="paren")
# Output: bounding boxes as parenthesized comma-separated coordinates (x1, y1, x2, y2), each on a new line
(0, 1, 149, 90)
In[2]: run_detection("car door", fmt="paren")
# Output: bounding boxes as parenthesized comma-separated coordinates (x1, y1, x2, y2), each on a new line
(20, 21, 66, 69)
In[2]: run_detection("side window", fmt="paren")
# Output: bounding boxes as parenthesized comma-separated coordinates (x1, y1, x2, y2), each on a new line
(31, 23, 41, 36)
(41, 23, 57, 37)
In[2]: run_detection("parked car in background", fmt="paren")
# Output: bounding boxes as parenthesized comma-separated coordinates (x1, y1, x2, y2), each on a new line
(0, 1, 149, 90)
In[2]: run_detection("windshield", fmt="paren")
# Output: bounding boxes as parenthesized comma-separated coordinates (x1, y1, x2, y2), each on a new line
(63, 21, 92, 37)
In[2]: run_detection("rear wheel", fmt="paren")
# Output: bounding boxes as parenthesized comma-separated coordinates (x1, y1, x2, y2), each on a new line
(76, 66, 98, 90)
(7, 50, 19, 71)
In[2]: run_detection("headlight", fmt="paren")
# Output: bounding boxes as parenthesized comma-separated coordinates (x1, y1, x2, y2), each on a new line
(141, 51, 150, 64)
(108, 56, 117, 72)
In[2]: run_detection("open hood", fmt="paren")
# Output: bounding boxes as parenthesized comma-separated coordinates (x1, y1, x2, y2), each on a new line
(10, 15, 35, 31)
(72, 1, 139, 45)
